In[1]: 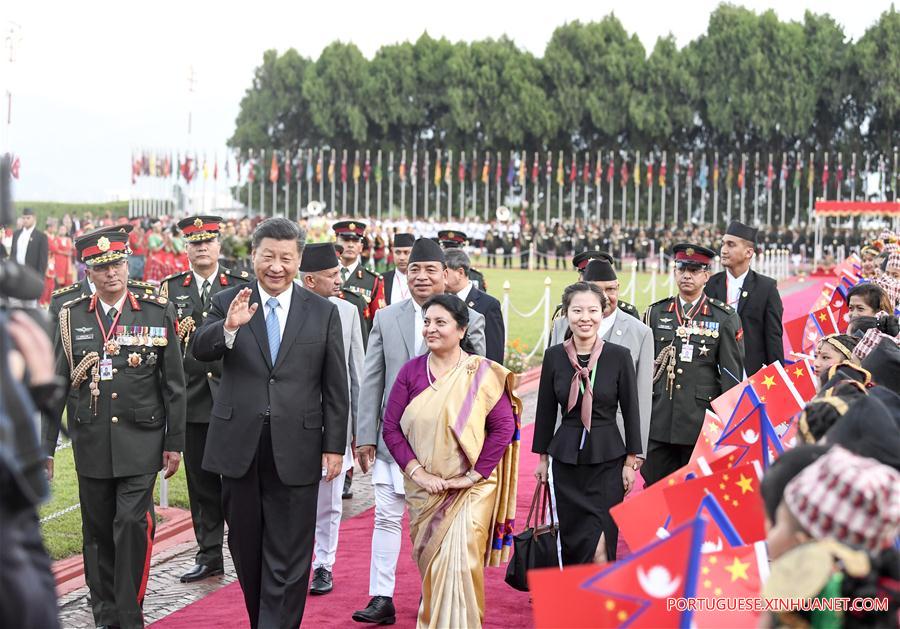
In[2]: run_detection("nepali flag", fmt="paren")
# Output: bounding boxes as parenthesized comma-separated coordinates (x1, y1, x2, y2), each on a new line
(664, 463, 767, 549)
(716, 386, 784, 472)
(825, 284, 851, 333)
(529, 519, 706, 628)
(783, 313, 820, 356)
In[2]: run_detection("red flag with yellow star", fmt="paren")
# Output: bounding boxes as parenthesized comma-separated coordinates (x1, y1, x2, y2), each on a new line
(810, 306, 839, 336)
(689, 410, 739, 474)
(784, 358, 817, 403)
(664, 463, 766, 547)
(693, 543, 767, 627)
(529, 519, 706, 628)
(746, 362, 805, 425)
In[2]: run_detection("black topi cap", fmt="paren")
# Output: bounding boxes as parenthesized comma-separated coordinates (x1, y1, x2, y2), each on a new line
(393, 233, 415, 248)
(408, 237, 446, 265)
(299, 242, 340, 273)
(583, 259, 617, 282)
(725, 220, 759, 244)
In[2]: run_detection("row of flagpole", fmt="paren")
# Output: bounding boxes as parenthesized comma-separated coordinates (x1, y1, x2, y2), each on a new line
(130, 148, 899, 225)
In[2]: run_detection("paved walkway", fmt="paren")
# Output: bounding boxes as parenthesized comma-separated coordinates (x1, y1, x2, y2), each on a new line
(57, 389, 539, 628)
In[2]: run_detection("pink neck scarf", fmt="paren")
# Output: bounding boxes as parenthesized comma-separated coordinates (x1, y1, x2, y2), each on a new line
(562, 336, 604, 433)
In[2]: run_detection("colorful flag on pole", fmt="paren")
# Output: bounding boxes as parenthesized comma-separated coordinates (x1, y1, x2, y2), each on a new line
(659, 161, 666, 188)
(713, 156, 719, 187)
(529, 519, 706, 629)
(620, 160, 629, 187)
(822, 159, 829, 188)
(434, 153, 441, 185)
(283, 154, 291, 182)
(481, 155, 490, 184)
(398, 153, 405, 183)
(316, 152, 323, 183)
(699, 162, 708, 190)
(269, 153, 278, 183)
(606, 156, 614, 183)
(531, 156, 539, 183)
(726, 156, 733, 190)
(594, 156, 602, 187)
(737, 157, 744, 190)
(327, 154, 334, 182)
(341, 153, 348, 183)
(352, 155, 360, 182)
(807, 157, 814, 190)
(506, 158, 516, 186)
(444, 155, 450, 184)
(646, 160, 653, 188)
(495, 156, 502, 184)
(375, 158, 383, 183)
(766, 161, 774, 190)
(569, 154, 577, 183)
(582, 158, 590, 184)
(459, 155, 466, 182)
(556, 155, 564, 186)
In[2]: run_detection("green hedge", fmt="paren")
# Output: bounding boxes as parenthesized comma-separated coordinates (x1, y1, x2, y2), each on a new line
(15, 201, 130, 225)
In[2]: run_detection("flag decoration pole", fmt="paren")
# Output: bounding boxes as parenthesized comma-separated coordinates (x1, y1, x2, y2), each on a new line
(259, 149, 266, 218)
(317, 148, 324, 205)
(753, 151, 760, 225)
(495, 151, 502, 219)
(388, 150, 394, 220)
(660, 150, 668, 227)
(306, 148, 314, 211)
(432, 149, 440, 221)
(594, 150, 601, 223)
(686, 154, 694, 225)
(411, 149, 418, 220)
(893, 149, 898, 203)
(647, 152, 654, 226)
(376, 149, 383, 221)
(423, 149, 430, 220)
(460, 150, 467, 221)
(674, 153, 680, 227)
(634, 150, 640, 227)
(712, 152, 719, 228)
(836, 152, 843, 202)
(780, 152, 787, 227)
(620, 155, 627, 226)
(248, 150, 254, 215)
(699, 153, 707, 225)
(607, 150, 614, 225)
(850, 152, 856, 202)
(766, 152, 773, 226)
(557, 151, 564, 225)
(807, 151, 814, 226)
(364, 149, 371, 219)
(545, 151, 551, 226)
(446, 149, 452, 220)
(739, 152, 746, 224)
(353, 149, 360, 217)
(472, 149, 479, 221)
(329, 149, 336, 216)
(283, 150, 290, 216)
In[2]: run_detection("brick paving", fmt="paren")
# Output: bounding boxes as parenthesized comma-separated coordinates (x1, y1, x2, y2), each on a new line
(56, 389, 538, 628)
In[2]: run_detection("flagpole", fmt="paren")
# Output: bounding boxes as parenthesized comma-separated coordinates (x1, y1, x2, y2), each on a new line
(545, 152, 551, 226)
(686, 154, 693, 226)
(248, 150, 254, 216)
(329, 149, 336, 216)
(376, 149, 383, 221)
(634, 150, 640, 228)
(894, 149, 898, 202)
(364, 149, 371, 219)
(739, 153, 746, 224)
(620, 155, 626, 226)
(483, 152, 489, 222)
(318, 149, 324, 205)
(446, 149, 452, 220)
(807, 151, 814, 226)
(260, 149, 266, 218)
(608, 150, 614, 226)
(582, 152, 589, 223)
(594, 150, 601, 223)
(460, 150, 467, 221)
(766, 153, 773, 226)
(780, 152, 787, 227)
(387, 150, 394, 220)
(434, 149, 440, 221)
(712, 151, 718, 228)
(570, 153, 576, 223)
(353, 149, 360, 217)
(850, 152, 856, 202)
(647, 153, 654, 226)
(412, 149, 418, 220)
(400, 149, 406, 220)
(423, 149, 430, 221)
(674, 153, 680, 227)
(793, 153, 801, 228)
(495, 151, 501, 220)
(753, 152, 760, 225)
(295, 150, 301, 220)
(472, 149, 478, 221)
(836, 152, 843, 202)
(647, 151, 668, 227)
(699, 153, 707, 225)
(557, 151, 563, 226)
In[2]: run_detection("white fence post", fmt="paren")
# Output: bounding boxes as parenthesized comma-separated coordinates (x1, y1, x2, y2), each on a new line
(542, 276, 552, 352)
(628, 261, 637, 305)
(502, 280, 511, 359)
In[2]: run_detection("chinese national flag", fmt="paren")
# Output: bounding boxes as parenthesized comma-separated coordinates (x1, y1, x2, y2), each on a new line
(693, 544, 767, 627)
(784, 313, 819, 355)
(784, 359, 817, 403)
(810, 306, 839, 336)
(664, 463, 767, 546)
(746, 362, 805, 425)
(612, 464, 701, 550)
(690, 410, 738, 473)
(529, 519, 706, 629)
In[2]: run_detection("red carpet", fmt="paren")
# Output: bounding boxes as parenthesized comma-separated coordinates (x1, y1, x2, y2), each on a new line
(779, 277, 830, 357)
(153, 425, 541, 629)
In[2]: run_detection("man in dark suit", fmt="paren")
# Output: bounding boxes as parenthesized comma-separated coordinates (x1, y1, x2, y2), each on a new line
(705, 220, 784, 375)
(382, 232, 414, 305)
(160, 216, 251, 583)
(10, 208, 48, 305)
(192, 217, 349, 629)
(443, 247, 505, 363)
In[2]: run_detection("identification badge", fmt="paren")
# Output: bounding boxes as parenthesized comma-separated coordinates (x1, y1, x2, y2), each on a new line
(680, 343, 694, 363)
(100, 358, 114, 380)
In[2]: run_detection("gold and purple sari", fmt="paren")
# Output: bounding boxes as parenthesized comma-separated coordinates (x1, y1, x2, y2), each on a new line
(400, 355, 521, 629)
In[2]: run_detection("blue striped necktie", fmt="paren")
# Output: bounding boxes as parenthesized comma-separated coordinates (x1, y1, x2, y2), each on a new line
(266, 297, 281, 363)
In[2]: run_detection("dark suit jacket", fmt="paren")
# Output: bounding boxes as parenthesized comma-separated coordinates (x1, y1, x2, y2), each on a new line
(706, 269, 784, 374)
(10, 229, 49, 276)
(532, 342, 641, 465)
(382, 270, 395, 305)
(192, 282, 349, 486)
(463, 285, 505, 364)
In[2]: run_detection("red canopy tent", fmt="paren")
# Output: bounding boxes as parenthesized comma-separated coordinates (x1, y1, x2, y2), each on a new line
(813, 200, 900, 265)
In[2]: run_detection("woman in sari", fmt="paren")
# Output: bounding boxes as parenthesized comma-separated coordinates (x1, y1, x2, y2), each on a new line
(382, 293, 520, 629)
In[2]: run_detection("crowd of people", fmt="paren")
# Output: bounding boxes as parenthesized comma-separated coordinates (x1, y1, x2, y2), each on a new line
(2, 206, 900, 629)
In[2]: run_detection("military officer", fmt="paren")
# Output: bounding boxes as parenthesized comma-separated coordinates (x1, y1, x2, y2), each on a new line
(333, 220, 386, 337)
(159, 216, 250, 584)
(333, 243, 370, 349)
(437, 229, 488, 291)
(43, 227, 186, 629)
(48, 224, 156, 325)
(641, 243, 745, 486)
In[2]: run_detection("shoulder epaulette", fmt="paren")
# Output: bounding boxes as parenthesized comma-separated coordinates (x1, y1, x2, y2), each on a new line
(61, 294, 89, 309)
(708, 297, 735, 314)
(136, 293, 169, 306)
(159, 270, 189, 285)
(52, 283, 80, 297)
(618, 300, 639, 315)
(646, 296, 674, 310)
(643, 296, 674, 325)
(358, 267, 381, 279)
(223, 267, 251, 280)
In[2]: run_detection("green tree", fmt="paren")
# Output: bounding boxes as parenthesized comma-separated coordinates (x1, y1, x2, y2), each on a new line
(854, 6, 900, 150)
(301, 42, 370, 146)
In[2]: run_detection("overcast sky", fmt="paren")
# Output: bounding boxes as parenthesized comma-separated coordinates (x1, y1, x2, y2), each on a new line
(0, 0, 892, 203)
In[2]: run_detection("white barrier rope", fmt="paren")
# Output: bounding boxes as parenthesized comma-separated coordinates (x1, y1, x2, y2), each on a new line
(508, 292, 548, 319)
(41, 502, 81, 524)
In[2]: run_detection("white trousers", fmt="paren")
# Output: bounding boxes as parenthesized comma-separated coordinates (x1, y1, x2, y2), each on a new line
(313, 447, 353, 571)
(368, 476, 406, 597)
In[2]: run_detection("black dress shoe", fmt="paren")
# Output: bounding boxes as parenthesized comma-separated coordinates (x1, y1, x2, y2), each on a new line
(352, 596, 396, 624)
(179, 563, 224, 583)
(310, 567, 333, 595)
(342, 472, 353, 500)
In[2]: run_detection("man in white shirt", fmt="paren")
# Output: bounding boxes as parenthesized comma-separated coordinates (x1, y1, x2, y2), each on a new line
(10, 208, 49, 305)
(382, 233, 413, 305)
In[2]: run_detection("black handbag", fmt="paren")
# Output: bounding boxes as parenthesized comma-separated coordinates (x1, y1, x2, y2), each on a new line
(504, 481, 561, 591)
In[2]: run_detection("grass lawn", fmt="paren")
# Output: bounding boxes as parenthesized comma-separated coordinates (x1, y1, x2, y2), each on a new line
(476, 260, 674, 363)
(39, 423, 191, 560)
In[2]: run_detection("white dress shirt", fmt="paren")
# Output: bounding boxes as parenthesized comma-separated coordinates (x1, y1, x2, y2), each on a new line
(455, 281, 472, 304)
(224, 282, 292, 349)
(342, 259, 360, 280)
(726, 268, 749, 308)
(193, 265, 219, 301)
(390, 269, 409, 303)
(413, 299, 426, 355)
(598, 307, 618, 339)
(16, 226, 34, 265)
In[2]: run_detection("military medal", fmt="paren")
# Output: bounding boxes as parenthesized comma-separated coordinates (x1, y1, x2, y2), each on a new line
(128, 352, 143, 368)
(104, 340, 120, 356)
(698, 344, 710, 357)
(146, 352, 158, 366)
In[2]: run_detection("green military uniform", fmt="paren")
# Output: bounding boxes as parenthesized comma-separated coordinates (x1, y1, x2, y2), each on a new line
(641, 245, 745, 486)
(49, 278, 156, 323)
(159, 264, 249, 575)
(334, 221, 386, 339)
(338, 287, 369, 347)
(43, 229, 186, 629)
